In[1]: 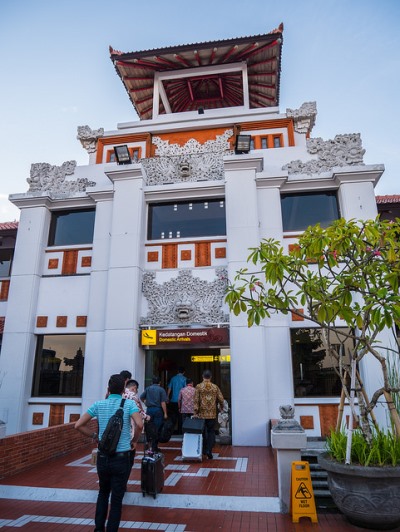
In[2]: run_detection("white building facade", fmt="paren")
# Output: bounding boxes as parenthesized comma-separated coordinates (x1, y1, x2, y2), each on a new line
(0, 26, 386, 444)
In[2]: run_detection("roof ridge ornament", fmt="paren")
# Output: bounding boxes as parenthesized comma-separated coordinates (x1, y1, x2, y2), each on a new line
(286, 101, 317, 134)
(77, 125, 104, 154)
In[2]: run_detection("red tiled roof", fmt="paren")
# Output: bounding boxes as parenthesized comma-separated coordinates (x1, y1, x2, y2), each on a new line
(0, 222, 18, 230)
(376, 195, 400, 204)
(110, 25, 284, 120)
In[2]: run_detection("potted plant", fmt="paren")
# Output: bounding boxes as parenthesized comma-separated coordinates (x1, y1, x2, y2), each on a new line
(225, 217, 400, 529)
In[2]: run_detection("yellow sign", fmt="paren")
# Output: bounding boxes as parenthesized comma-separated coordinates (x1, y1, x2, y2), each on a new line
(191, 355, 231, 363)
(191, 356, 214, 362)
(141, 330, 157, 346)
(291, 461, 318, 523)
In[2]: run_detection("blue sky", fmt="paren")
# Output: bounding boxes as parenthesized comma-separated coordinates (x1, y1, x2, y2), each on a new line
(0, 0, 399, 222)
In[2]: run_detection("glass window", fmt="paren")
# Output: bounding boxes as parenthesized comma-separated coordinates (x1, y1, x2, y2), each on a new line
(48, 209, 95, 246)
(0, 249, 13, 277)
(261, 137, 268, 149)
(147, 199, 226, 240)
(281, 191, 339, 232)
(32, 335, 85, 397)
(291, 328, 352, 398)
(273, 136, 281, 148)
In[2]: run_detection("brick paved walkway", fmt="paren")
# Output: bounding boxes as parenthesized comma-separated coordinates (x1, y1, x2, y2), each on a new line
(0, 440, 370, 531)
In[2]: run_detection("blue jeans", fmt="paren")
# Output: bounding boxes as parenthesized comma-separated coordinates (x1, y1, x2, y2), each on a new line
(146, 406, 163, 451)
(95, 452, 131, 532)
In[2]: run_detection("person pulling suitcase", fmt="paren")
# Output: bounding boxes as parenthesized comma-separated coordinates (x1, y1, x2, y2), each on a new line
(193, 370, 224, 459)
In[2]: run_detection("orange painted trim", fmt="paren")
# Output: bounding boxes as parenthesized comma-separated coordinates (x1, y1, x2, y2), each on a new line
(287, 119, 295, 146)
(96, 133, 150, 164)
(239, 118, 293, 131)
(106, 146, 142, 163)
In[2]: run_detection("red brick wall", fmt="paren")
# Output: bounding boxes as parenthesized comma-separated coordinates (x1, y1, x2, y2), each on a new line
(0, 422, 95, 480)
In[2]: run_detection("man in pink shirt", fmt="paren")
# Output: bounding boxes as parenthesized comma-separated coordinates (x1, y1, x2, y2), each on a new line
(178, 379, 195, 421)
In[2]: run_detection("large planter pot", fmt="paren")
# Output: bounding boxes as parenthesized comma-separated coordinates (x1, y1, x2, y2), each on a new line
(318, 452, 400, 530)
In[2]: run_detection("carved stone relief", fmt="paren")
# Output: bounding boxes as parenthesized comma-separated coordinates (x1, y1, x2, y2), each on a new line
(27, 161, 96, 195)
(141, 129, 234, 186)
(140, 268, 229, 325)
(286, 101, 317, 134)
(282, 133, 365, 176)
(77, 125, 104, 154)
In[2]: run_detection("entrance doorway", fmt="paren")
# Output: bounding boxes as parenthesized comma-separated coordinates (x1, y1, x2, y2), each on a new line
(144, 347, 231, 405)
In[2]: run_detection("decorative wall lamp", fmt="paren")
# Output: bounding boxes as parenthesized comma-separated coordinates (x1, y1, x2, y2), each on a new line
(113, 145, 132, 165)
(234, 134, 252, 154)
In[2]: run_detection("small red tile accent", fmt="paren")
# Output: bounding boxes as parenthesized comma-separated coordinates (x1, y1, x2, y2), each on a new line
(36, 316, 48, 328)
(148, 251, 159, 262)
(76, 316, 87, 327)
(48, 258, 59, 269)
(291, 309, 304, 321)
(181, 250, 192, 261)
(32, 413, 44, 425)
(300, 415, 314, 429)
(56, 316, 68, 327)
(215, 247, 226, 259)
(81, 256, 92, 267)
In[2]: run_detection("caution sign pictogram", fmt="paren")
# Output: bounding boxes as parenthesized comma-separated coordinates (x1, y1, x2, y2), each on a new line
(291, 461, 318, 523)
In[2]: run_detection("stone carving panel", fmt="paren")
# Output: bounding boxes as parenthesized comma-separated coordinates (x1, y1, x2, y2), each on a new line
(77, 125, 104, 154)
(27, 160, 96, 195)
(141, 268, 229, 325)
(286, 101, 317, 134)
(282, 133, 365, 175)
(141, 129, 233, 185)
(153, 130, 233, 156)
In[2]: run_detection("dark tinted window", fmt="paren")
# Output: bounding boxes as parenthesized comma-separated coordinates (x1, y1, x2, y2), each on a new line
(281, 191, 339, 232)
(148, 199, 226, 240)
(0, 248, 13, 277)
(48, 209, 95, 246)
(291, 328, 352, 398)
(32, 335, 85, 397)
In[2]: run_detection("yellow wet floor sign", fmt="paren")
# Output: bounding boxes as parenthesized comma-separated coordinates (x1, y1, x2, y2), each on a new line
(291, 461, 318, 523)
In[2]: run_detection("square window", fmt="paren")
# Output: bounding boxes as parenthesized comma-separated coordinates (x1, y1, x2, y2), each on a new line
(281, 191, 339, 232)
(48, 209, 95, 246)
(291, 328, 351, 398)
(32, 335, 85, 397)
(147, 199, 226, 240)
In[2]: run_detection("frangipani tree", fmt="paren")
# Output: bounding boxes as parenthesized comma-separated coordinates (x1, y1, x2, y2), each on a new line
(226, 217, 400, 452)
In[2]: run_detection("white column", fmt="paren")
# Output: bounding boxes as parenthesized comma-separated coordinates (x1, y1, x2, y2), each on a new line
(101, 167, 145, 389)
(0, 206, 50, 434)
(80, 192, 113, 410)
(224, 156, 271, 445)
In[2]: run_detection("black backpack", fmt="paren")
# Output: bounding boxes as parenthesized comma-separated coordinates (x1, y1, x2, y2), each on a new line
(98, 398, 126, 455)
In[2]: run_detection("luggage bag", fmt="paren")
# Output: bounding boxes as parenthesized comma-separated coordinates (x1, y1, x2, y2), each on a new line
(182, 417, 205, 434)
(182, 432, 203, 461)
(141, 452, 164, 498)
(141, 426, 164, 499)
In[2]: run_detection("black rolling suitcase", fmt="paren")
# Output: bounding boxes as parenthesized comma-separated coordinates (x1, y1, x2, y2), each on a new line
(141, 423, 164, 499)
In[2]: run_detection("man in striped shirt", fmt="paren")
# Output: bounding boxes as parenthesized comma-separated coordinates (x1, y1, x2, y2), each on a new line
(75, 374, 143, 532)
